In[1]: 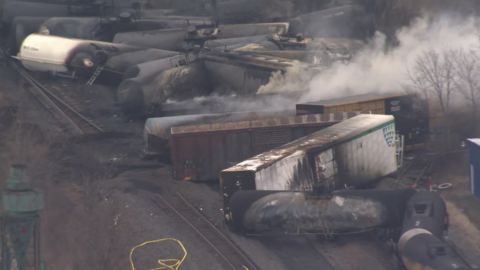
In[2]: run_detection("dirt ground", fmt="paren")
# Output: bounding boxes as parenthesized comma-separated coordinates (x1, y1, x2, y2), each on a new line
(2, 59, 480, 270)
(430, 152, 480, 268)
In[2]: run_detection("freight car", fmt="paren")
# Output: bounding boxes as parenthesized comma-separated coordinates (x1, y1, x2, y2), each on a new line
(398, 191, 472, 270)
(169, 112, 359, 181)
(220, 114, 399, 206)
(296, 92, 429, 145)
(16, 33, 179, 80)
(143, 110, 296, 156)
(226, 189, 415, 234)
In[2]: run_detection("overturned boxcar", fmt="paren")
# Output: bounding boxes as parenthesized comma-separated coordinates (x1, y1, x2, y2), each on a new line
(296, 92, 429, 145)
(170, 112, 359, 181)
(220, 114, 399, 206)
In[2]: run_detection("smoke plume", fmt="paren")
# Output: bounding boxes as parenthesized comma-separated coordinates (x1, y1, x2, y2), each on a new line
(274, 14, 480, 102)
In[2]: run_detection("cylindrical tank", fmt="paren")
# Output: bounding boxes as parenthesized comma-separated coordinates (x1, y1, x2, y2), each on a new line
(204, 35, 279, 51)
(17, 34, 179, 77)
(226, 189, 415, 234)
(122, 54, 189, 80)
(203, 59, 273, 95)
(398, 191, 472, 270)
(117, 62, 211, 115)
(217, 23, 289, 38)
(39, 17, 102, 39)
(113, 28, 187, 51)
(288, 4, 374, 39)
(105, 48, 179, 74)
(39, 16, 179, 41)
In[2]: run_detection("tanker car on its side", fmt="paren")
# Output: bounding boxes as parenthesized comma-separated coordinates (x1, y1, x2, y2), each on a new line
(16, 33, 180, 80)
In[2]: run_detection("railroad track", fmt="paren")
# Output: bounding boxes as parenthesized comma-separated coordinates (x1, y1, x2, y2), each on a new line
(1, 48, 103, 135)
(151, 192, 260, 270)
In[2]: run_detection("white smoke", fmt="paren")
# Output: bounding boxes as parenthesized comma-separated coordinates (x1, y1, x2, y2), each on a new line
(294, 15, 480, 102)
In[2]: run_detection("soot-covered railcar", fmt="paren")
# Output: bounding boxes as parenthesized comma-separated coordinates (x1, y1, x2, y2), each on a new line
(169, 112, 359, 182)
(296, 92, 429, 145)
(220, 114, 399, 207)
(226, 189, 415, 234)
(398, 191, 472, 270)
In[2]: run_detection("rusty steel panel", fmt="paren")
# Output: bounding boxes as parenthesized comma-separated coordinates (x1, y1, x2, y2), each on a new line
(170, 112, 359, 182)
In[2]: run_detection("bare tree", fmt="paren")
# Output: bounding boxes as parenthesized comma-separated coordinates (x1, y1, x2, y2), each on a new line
(452, 49, 480, 115)
(409, 49, 457, 114)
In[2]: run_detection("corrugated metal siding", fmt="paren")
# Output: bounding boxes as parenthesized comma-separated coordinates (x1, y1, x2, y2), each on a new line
(171, 113, 357, 181)
(335, 122, 397, 186)
(467, 139, 480, 198)
(221, 114, 397, 204)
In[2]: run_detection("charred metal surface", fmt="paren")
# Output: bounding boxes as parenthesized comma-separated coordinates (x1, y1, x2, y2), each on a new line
(143, 110, 296, 157)
(220, 114, 397, 205)
(201, 51, 298, 73)
(288, 4, 374, 39)
(117, 61, 211, 115)
(296, 92, 430, 145)
(168, 112, 358, 181)
(227, 189, 415, 234)
(398, 191, 473, 270)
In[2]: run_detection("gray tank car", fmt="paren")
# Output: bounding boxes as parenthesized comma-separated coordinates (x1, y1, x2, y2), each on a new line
(288, 4, 374, 39)
(117, 61, 211, 115)
(226, 189, 415, 234)
(113, 22, 288, 51)
(398, 191, 472, 270)
(39, 15, 215, 41)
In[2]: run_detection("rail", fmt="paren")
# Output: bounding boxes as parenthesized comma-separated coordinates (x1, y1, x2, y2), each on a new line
(1, 48, 103, 135)
(150, 192, 260, 270)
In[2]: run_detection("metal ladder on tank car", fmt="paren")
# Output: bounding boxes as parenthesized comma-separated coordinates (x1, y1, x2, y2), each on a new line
(395, 134, 405, 168)
(86, 66, 104, 86)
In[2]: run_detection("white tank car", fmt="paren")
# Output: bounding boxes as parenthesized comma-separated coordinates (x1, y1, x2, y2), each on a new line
(17, 34, 87, 73)
(16, 33, 154, 75)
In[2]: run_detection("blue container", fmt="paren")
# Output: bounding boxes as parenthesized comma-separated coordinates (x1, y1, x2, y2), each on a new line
(467, 139, 480, 198)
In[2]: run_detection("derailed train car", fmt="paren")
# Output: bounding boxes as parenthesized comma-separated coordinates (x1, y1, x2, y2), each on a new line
(143, 110, 297, 156)
(16, 33, 179, 80)
(220, 114, 399, 206)
(226, 189, 415, 234)
(168, 112, 359, 181)
(398, 191, 472, 270)
(296, 92, 429, 145)
(117, 51, 307, 115)
(112, 22, 289, 51)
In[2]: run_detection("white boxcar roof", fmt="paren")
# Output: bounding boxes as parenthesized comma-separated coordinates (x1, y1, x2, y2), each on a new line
(224, 114, 395, 172)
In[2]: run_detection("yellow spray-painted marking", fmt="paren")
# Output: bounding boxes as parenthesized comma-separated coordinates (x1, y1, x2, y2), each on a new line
(130, 238, 188, 270)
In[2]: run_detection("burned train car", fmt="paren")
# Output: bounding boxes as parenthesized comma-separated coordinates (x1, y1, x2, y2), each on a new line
(143, 110, 297, 156)
(398, 191, 472, 270)
(296, 92, 429, 145)
(226, 189, 415, 234)
(168, 112, 359, 181)
(117, 51, 307, 116)
(220, 114, 399, 206)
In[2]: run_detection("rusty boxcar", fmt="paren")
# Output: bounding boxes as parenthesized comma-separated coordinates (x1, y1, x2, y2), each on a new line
(296, 92, 429, 145)
(170, 112, 359, 181)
